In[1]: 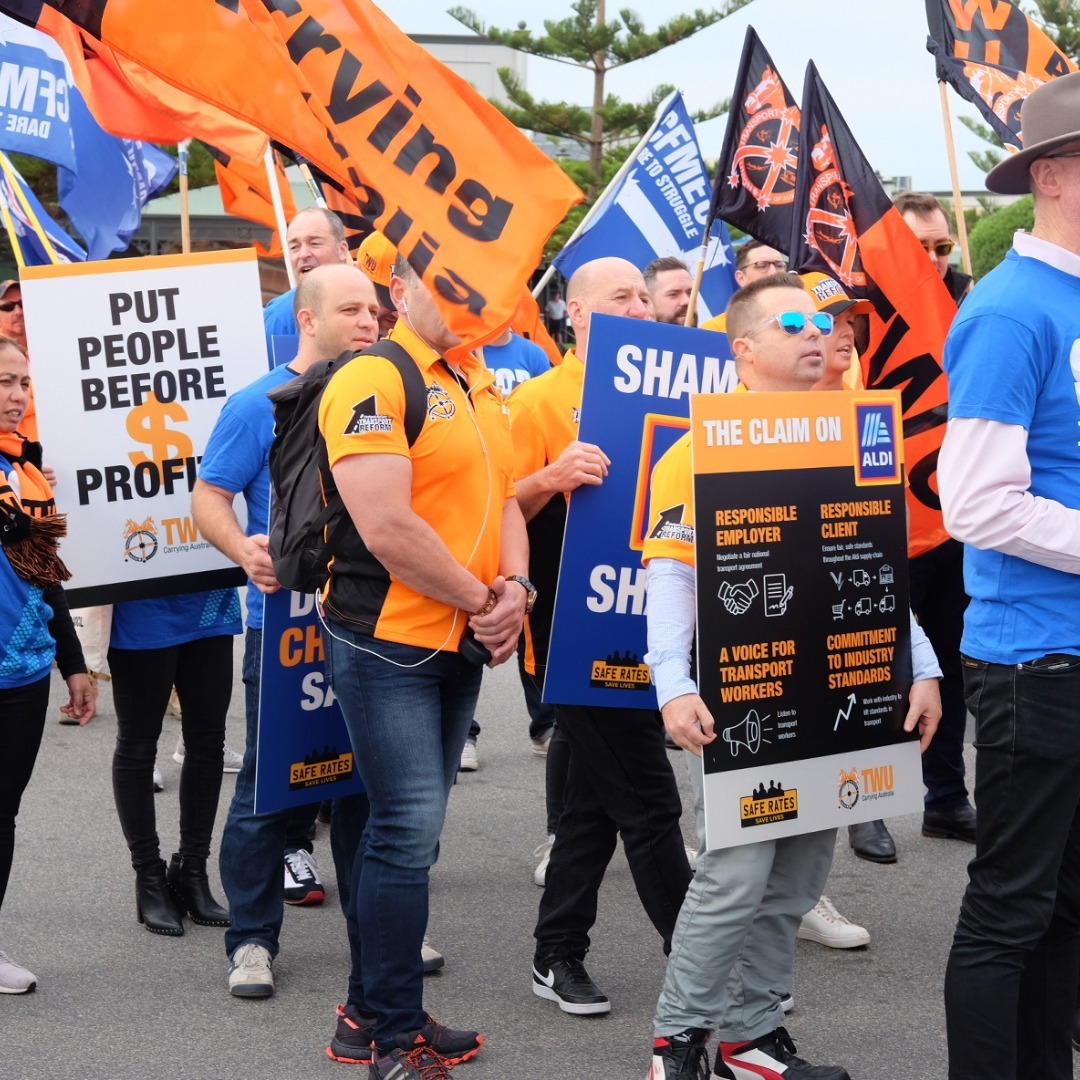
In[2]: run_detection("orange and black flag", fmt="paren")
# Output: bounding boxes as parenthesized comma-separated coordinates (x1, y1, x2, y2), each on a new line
(208, 146, 297, 258)
(709, 27, 801, 255)
(511, 291, 562, 368)
(5, 0, 581, 352)
(925, 0, 1075, 79)
(788, 63, 956, 558)
(926, 38, 1045, 152)
(296, 161, 372, 256)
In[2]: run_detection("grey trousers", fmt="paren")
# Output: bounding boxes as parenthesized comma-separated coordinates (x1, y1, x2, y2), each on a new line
(654, 753, 836, 1041)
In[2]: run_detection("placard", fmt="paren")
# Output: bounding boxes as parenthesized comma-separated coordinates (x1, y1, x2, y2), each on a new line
(254, 589, 363, 814)
(544, 313, 736, 708)
(691, 389, 920, 848)
(23, 250, 267, 605)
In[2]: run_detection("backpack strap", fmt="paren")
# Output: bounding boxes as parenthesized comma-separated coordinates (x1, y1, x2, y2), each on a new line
(360, 339, 427, 447)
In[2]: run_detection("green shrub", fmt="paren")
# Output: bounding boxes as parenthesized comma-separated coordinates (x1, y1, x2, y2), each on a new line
(968, 196, 1034, 280)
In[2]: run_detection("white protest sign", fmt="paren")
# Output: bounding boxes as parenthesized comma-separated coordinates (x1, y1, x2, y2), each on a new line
(23, 249, 267, 606)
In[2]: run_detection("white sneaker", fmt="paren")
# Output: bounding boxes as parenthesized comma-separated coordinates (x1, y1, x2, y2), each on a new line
(797, 895, 870, 949)
(780, 991, 795, 1014)
(685, 845, 698, 871)
(174, 735, 244, 774)
(459, 739, 479, 772)
(531, 731, 552, 757)
(228, 943, 274, 998)
(533, 834, 555, 887)
(153, 764, 163, 793)
(0, 949, 37, 993)
(421, 937, 445, 973)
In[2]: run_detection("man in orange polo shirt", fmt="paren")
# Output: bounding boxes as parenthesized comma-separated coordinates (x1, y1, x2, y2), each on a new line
(317, 254, 529, 1079)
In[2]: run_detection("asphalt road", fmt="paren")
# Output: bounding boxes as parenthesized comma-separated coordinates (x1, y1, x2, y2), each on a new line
(4, 651, 1065, 1080)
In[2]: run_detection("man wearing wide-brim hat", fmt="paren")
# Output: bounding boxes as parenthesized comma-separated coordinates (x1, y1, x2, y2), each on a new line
(938, 69, 1080, 1080)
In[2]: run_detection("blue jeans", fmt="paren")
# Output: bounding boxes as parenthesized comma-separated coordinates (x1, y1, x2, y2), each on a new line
(944, 654, 1080, 1080)
(326, 624, 481, 1049)
(220, 628, 365, 958)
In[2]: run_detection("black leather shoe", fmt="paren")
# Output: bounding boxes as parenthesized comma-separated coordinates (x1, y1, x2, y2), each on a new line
(166, 853, 230, 927)
(135, 859, 184, 935)
(922, 802, 976, 843)
(848, 820, 896, 863)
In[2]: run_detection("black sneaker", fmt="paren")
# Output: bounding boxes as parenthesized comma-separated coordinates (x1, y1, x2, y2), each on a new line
(395, 1017, 483, 1066)
(718, 1026, 850, 1080)
(648, 1028, 711, 1079)
(368, 1047, 450, 1079)
(532, 956, 612, 1015)
(326, 1003, 375, 1064)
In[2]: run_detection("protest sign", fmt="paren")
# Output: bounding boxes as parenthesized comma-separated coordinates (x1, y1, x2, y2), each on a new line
(23, 248, 267, 606)
(543, 313, 736, 709)
(691, 389, 920, 849)
(255, 589, 362, 814)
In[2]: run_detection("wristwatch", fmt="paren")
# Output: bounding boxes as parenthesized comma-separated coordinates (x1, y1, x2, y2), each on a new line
(507, 575, 538, 615)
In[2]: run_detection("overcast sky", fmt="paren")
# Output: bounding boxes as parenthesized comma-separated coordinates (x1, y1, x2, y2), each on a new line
(378, 0, 997, 195)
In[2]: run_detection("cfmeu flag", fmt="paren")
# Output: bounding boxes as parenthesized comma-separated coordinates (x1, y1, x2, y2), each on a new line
(0, 151, 84, 264)
(710, 27, 801, 254)
(0, 15, 76, 169)
(788, 63, 955, 558)
(3, 0, 582, 351)
(555, 92, 737, 323)
(926, 37, 1043, 151)
(56, 89, 176, 260)
(924, 0, 1075, 80)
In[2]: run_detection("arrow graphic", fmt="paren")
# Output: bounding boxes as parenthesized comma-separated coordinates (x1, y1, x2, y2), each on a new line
(834, 692, 857, 732)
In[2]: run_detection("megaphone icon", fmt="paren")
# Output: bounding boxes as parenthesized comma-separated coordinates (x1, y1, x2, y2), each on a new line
(722, 709, 770, 757)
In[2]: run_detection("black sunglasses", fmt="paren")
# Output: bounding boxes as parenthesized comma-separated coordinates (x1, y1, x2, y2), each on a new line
(0, 300, 23, 312)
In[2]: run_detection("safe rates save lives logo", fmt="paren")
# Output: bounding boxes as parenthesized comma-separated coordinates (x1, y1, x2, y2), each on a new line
(740, 778, 798, 828)
(590, 649, 652, 691)
(289, 744, 355, 791)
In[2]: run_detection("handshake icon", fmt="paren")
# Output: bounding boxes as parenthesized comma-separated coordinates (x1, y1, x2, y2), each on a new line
(717, 579, 759, 615)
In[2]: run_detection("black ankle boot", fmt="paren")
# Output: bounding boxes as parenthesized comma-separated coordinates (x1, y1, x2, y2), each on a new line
(135, 859, 184, 936)
(166, 853, 229, 927)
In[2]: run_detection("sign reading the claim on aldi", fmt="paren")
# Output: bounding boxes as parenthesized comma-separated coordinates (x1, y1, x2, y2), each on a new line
(690, 389, 920, 849)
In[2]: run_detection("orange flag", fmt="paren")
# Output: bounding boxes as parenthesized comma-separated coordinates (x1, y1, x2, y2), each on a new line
(16, 0, 581, 352)
(32, 7, 266, 163)
(789, 63, 956, 559)
(210, 149, 298, 258)
(512, 291, 562, 367)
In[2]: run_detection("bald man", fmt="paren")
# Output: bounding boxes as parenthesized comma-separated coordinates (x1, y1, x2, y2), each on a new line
(508, 257, 694, 1017)
(194, 264, 378, 1000)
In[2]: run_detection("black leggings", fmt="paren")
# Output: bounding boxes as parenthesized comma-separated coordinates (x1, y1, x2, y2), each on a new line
(110, 636, 233, 872)
(0, 675, 50, 914)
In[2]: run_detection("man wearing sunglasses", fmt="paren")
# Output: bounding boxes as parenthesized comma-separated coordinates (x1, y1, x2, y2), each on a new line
(644, 273, 941, 1080)
(0, 281, 25, 352)
(894, 192, 971, 305)
(700, 241, 788, 334)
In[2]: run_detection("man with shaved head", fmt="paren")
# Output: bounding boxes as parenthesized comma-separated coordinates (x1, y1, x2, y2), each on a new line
(193, 263, 378, 1000)
(509, 257, 694, 1017)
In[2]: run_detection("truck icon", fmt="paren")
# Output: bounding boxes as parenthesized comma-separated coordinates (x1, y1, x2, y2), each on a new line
(878, 593, 896, 613)
(851, 570, 871, 588)
(855, 597, 873, 616)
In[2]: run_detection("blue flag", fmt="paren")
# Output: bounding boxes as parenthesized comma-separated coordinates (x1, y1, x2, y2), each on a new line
(0, 151, 84, 264)
(554, 92, 737, 322)
(57, 89, 176, 260)
(0, 18, 77, 170)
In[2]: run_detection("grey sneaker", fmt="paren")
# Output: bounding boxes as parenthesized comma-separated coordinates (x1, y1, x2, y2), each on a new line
(422, 937, 445, 973)
(458, 739, 479, 772)
(153, 764, 163, 793)
(533, 835, 555, 887)
(228, 943, 274, 998)
(174, 735, 244, 774)
(0, 949, 36, 994)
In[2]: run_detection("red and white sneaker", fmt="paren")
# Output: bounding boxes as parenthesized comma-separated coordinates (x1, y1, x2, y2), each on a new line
(717, 1027, 850, 1080)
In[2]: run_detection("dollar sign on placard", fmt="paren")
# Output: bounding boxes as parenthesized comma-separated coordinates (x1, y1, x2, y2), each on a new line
(126, 393, 194, 467)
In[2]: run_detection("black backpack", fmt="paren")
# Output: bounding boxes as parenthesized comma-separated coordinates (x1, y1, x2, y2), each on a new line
(267, 339, 427, 593)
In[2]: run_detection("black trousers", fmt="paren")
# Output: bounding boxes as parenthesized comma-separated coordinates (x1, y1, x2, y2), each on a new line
(534, 703, 691, 960)
(909, 539, 970, 810)
(0, 674, 50, 913)
(944, 655, 1080, 1080)
(110, 636, 233, 871)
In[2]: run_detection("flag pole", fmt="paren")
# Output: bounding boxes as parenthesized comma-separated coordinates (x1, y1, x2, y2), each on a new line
(265, 143, 295, 288)
(683, 231, 711, 327)
(0, 165, 24, 270)
(297, 162, 328, 209)
(938, 81, 973, 278)
(532, 89, 681, 299)
(0, 152, 58, 264)
(178, 139, 191, 254)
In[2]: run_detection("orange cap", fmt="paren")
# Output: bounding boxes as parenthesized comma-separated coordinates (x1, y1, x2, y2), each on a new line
(800, 272, 874, 317)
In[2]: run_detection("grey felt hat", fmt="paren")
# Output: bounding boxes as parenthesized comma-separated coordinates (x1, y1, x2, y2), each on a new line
(987, 70, 1080, 194)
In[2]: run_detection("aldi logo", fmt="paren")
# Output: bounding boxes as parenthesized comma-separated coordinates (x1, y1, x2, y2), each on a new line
(853, 401, 901, 485)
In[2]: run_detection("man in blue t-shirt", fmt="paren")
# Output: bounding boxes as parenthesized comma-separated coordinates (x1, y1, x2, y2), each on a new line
(938, 72, 1080, 1080)
(263, 207, 351, 363)
(480, 328, 551, 397)
(194, 264, 378, 999)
